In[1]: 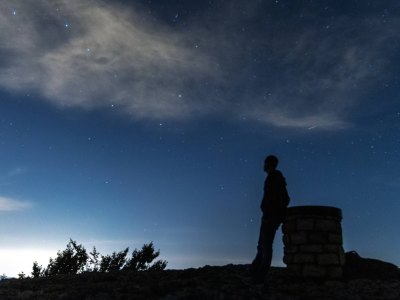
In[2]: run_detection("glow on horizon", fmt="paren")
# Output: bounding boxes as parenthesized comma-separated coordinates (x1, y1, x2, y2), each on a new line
(1, 237, 284, 277)
(0, 249, 57, 278)
(1, 249, 283, 278)
(1, 0, 399, 279)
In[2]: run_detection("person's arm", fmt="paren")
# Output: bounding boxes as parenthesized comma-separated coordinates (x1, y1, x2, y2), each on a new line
(260, 179, 268, 213)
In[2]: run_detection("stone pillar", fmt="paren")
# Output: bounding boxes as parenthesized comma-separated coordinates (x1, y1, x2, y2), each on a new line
(282, 206, 345, 279)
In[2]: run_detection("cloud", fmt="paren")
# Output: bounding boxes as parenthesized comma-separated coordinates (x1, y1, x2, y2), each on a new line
(0, 196, 31, 212)
(0, 0, 218, 120)
(0, 167, 27, 186)
(387, 178, 400, 188)
(7, 167, 27, 177)
(0, 1, 397, 129)
(230, 15, 396, 129)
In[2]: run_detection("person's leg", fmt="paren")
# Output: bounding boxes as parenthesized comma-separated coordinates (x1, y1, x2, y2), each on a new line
(251, 217, 266, 273)
(251, 217, 280, 280)
(263, 219, 280, 272)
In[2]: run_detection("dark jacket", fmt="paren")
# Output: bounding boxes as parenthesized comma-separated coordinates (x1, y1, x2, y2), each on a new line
(261, 170, 290, 221)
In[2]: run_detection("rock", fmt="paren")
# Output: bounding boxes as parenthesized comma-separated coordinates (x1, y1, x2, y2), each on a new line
(344, 251, 400, 280)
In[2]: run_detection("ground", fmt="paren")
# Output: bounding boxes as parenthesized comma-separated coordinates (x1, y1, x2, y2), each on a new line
(0, 265, 399, 300)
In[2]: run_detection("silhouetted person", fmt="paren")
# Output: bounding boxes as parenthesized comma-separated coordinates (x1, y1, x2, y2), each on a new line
(250, 155, 290, 282)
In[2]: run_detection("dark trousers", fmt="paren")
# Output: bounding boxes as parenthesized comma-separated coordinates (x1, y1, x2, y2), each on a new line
(251, 216, 281, 278)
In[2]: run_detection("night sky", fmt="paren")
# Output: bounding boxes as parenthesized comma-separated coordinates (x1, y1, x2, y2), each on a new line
(1, 0, 400, 277)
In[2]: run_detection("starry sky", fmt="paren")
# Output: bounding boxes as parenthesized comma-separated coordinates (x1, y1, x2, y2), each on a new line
(1, 0, 400, 277)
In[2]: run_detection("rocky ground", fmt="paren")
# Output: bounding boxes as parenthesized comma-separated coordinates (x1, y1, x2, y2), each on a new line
(0, 265, 399, 300)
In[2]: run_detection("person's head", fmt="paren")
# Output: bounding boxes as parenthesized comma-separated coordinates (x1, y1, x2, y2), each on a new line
(264, 155, 279, 173)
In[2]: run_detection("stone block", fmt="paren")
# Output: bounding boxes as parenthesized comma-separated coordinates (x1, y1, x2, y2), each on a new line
(290, 231, 308, 245)
(287, 264, 302, 275)
(294, 254, 315, 264)
(302, 265, 327, 277)
(282, 221, 296, 234)
(309, 232, 327, 244)
(315, 219, 340, 232)
(300, 244, 323, 253)
(282, 235, 291, 245)
(327, 266, 343, 278)
(328, 233, 343, 244)
(286, 206, 342, 221)
(284, 215, 297, 222)
(321, 215, 341, 221)
(283, 254, 294, 265)
(284, 245, 298, 254)
(324, 245, 340, 253)
(338, 248, 346, 265)
(296, 218, 314, 231)
(317, 254, 340, 265)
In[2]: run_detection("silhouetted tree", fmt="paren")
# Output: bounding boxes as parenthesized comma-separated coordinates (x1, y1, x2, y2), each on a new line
(28, 239, 167, 278)
(88, 247, 101, 272)
(125, 242, 167, 271)
(44, 239, 88, 276)
(99, 248, 129, 272)
(31, 261, 43, 278)
(148, 259, 168, 271)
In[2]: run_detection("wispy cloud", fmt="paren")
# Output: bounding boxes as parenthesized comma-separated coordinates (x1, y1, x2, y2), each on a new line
(387, 178, 400, 188)
(234, 15, 395, 129)
(0, 0, 218, 120)
(7, 167, 27, 178)
(0, 196, 31, 212)
(0, 167, 27, 186)
(0, 1, 397, 129)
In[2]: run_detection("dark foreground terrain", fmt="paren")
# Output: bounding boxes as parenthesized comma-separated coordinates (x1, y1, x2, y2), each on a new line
(1, 265, 399, 300)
